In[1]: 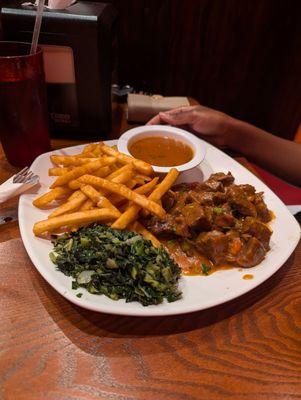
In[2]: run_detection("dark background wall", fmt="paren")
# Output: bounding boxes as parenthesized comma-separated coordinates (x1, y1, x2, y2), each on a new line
(1, 0, 300, 139)
(107, 0, 301, 140)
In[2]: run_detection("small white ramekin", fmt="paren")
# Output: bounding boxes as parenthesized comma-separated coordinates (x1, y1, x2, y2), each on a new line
(117, 125, 206, 174)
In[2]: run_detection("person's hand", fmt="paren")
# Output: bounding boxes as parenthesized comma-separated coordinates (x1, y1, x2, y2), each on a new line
(149, 105, 301, 185)
(147, 105, 235, 148)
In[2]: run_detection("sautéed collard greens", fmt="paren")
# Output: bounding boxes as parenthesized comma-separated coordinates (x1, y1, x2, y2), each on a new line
(50, 224, 182, 306)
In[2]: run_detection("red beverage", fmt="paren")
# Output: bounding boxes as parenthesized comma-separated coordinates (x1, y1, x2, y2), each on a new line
(0, 42, 50, 167)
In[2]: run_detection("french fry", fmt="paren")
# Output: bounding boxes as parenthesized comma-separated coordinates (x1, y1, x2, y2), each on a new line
(108, 165, 134, 185)
(105, 164, 133, 180)
(33, 187, 71, 208)
(134, 174, 152, 184)
(50, 158, 115, 189)
(82, 143, 97, 153)
(125, 179, 138, 189)
(80, 185, 120, 214)
(78, 168, 134, 202)
(130, 221, 161, 247)
(80, 199, 94, 211)
(93, 165, 112, 178)
(68, 180, 84, 190)
(48, 167, 74, 176)
(97, 196, 121, 213)
(72, 152, 96, 158)
(68, 165, 112, 190)
(50, 155, 99, 166)
(68, 164, 133, 190)
(68, 191, 82, 201)
(100, 143, 153, 175)
(76, 175, 165, 218)
(49, 191, 87, 218)
(148, 168, 179, 202)
(109, 180, 139, 205)
(33, 208, 120, 236)
(141, 168, 179, 218)
(111, 178, 159, 229)
(91, 144, 103, 156)
(111, 176, 158, 206)
(134, 177, 159, 195)
(111, 204, 139, 230)
(79, 185, 100, 204)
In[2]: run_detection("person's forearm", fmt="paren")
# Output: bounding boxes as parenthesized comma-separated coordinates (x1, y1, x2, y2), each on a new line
(226, 118, 301, 186)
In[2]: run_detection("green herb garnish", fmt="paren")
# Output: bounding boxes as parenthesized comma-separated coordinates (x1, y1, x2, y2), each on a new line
(213, 207, 224, 214)
(76, 293, 83, 298)
(201, 263, 211, 275)
(50, 224, 182, 306)
(181, 241, 191, 253)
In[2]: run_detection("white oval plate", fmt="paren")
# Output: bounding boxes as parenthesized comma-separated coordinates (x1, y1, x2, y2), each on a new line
(19, 139, 300, 316)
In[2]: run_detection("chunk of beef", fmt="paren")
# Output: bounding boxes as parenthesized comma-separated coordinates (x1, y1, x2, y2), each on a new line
(144, 214, 190, 238)
(253, 192, 271, 222)
(162, 190, 176, 212)
(196, 230, 229, 264)
(226, 185, 257, 217)
(184, 191, 222, 206)
(242, 217, 272, 250)
(213, 212, 236, 229)
(200, 179, 223, 192)
(181, 204, 212, 231)
(209, 172, 235, 186)
(238, 184, 256, 196)
(236, 237, 266, 268)
(191, 191, 226, 206)
(172, 182, 203, 193)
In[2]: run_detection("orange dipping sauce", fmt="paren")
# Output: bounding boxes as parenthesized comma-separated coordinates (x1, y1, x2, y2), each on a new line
(129, 136, 193, 167)
(243, 274, 254, 280)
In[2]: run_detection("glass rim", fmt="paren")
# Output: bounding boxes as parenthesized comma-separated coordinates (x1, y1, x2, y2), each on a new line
(0, 41, 43, 59)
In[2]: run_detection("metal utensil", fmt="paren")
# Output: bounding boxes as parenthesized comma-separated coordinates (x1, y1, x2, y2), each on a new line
(13, 166, 39, 184)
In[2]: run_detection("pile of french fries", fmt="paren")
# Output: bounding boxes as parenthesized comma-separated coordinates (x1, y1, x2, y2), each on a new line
(32, 142, 179, 246)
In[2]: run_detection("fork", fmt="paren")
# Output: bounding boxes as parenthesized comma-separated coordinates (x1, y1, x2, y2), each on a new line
(13, 167, 39, 184)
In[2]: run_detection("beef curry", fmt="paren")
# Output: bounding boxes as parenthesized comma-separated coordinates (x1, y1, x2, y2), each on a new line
(143, 172, 273, 274)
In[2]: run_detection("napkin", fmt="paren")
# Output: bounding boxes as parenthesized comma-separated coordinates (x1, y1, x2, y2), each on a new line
(47, 0, 76, 9)
(127, 94, 190, 123)
(22, 0, 76, 10)
(0, 176, 39, 204)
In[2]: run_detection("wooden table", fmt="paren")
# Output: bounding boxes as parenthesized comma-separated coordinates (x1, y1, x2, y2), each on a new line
(0, 103, 300, 400)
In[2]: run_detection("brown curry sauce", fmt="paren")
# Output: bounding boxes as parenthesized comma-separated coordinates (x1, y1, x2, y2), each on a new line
(162, 239, 233, 276)
(129, 136, 193, 167)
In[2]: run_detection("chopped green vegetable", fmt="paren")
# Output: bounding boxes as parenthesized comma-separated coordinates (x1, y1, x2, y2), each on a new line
(72, 281, 79, 290)
(201, 263, 211, 276)
(50, 224, 182, 306)
(49, 251, 57, 263)
(167, 239, 177, 249)
(76, 293, 83, 298)
(213, 207, 224, 214)
(181, 241, 191, 253)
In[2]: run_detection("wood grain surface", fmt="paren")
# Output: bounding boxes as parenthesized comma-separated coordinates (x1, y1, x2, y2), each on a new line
(0, 239, 300, 400)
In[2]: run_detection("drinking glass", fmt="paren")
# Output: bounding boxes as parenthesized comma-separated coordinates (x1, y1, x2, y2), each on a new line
(0, 42, 50, 167)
